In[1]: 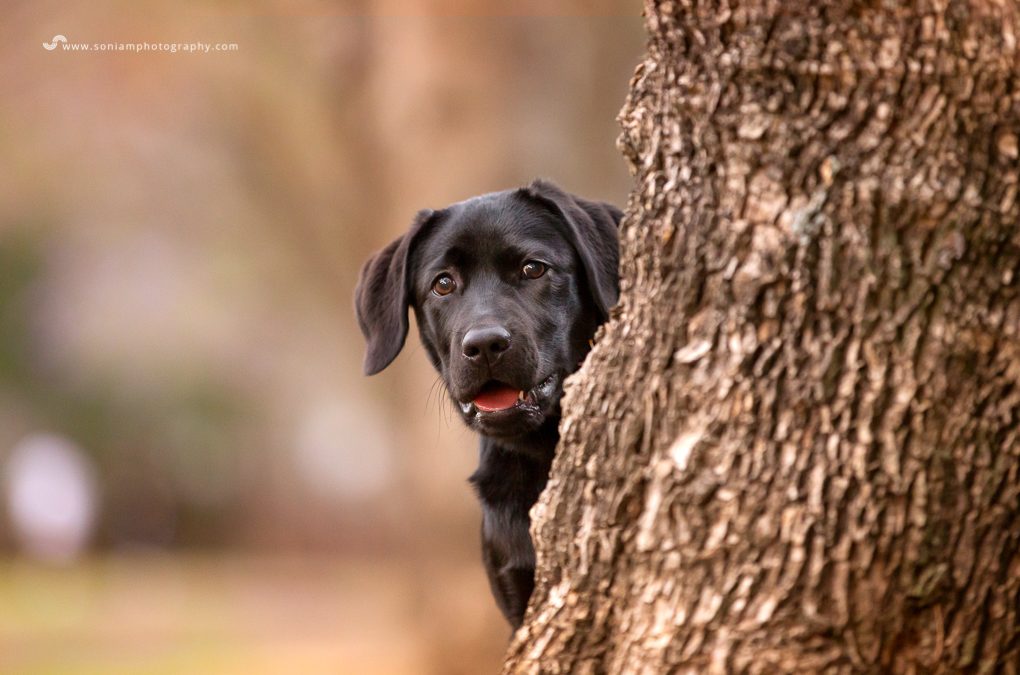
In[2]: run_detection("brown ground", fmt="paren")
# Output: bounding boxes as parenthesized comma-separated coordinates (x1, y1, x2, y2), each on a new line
(0, 553, 508, 675)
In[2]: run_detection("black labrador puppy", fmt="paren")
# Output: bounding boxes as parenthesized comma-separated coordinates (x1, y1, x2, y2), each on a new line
(355, 179, 620, 628)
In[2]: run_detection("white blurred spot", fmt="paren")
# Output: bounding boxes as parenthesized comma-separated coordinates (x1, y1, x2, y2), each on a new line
(293, 398, 394, 501)
(4, 433, 98, 563)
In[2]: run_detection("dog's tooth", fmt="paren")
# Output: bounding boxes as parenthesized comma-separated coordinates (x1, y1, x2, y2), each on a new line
(518, 390, 525, 401)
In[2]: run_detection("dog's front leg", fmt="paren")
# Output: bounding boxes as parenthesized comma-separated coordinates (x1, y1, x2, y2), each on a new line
(481, 533, 535, 629)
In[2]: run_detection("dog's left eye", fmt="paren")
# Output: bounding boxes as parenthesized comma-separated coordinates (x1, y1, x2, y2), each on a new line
(521, 261, 547, 279)
(432, 274, 457, 296)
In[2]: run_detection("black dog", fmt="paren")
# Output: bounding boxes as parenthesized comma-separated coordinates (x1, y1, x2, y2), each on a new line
(355, 179, 620, 628)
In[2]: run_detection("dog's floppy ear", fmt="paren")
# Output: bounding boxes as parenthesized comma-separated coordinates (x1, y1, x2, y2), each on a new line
(355, 209, 438, 375)
(518, 179, 622, 319)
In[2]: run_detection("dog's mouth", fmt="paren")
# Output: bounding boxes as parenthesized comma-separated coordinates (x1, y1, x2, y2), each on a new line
(458, 374, 558, 416)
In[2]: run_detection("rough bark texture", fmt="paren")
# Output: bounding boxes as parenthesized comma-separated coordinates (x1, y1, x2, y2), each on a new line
(502, 1, 1020, 673)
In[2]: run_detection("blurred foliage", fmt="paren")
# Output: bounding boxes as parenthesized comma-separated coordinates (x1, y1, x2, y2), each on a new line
(0, 229, 244, 547)
(0, 233, 41, 388)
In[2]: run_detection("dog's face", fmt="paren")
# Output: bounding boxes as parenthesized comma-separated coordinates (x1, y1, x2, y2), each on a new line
(408, 197, 601, 438)
(356, 180, 620, 441)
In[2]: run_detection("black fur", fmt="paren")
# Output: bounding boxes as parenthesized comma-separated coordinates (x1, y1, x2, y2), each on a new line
(355, 179, 620, 628)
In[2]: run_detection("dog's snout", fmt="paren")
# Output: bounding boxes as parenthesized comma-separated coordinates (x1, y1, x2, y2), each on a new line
(462, 326, 511, 363)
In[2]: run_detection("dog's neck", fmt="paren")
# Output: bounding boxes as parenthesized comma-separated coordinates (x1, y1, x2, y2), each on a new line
(469, 417, 558, 509)
(484, 415, 559, 461)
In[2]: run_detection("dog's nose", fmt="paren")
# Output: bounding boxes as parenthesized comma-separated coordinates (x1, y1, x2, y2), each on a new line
(462, 326, 511, 363)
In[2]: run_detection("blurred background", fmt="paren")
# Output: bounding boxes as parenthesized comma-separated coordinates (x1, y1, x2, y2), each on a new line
(0, 2, 642, 672)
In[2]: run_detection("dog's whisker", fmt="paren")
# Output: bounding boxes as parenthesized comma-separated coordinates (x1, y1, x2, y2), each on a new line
(444, 396, 456, 428)
(425, 375, 442, 413)
(426, 375, 455, 429)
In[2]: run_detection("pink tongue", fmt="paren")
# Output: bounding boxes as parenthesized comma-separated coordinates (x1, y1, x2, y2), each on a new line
(473, 385, 519, 412)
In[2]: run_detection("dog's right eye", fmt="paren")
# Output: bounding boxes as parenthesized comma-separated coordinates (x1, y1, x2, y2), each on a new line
(432, 274, 457, 296)
(521, 261, 547, 279)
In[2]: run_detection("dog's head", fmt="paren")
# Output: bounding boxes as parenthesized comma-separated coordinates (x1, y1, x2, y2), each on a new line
(355, 179, 620, 439)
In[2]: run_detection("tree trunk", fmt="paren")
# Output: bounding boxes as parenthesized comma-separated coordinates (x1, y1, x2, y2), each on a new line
(502, 1, 1020, 673)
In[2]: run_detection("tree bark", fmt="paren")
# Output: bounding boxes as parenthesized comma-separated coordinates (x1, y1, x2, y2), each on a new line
(503, 1, 1020, 673)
